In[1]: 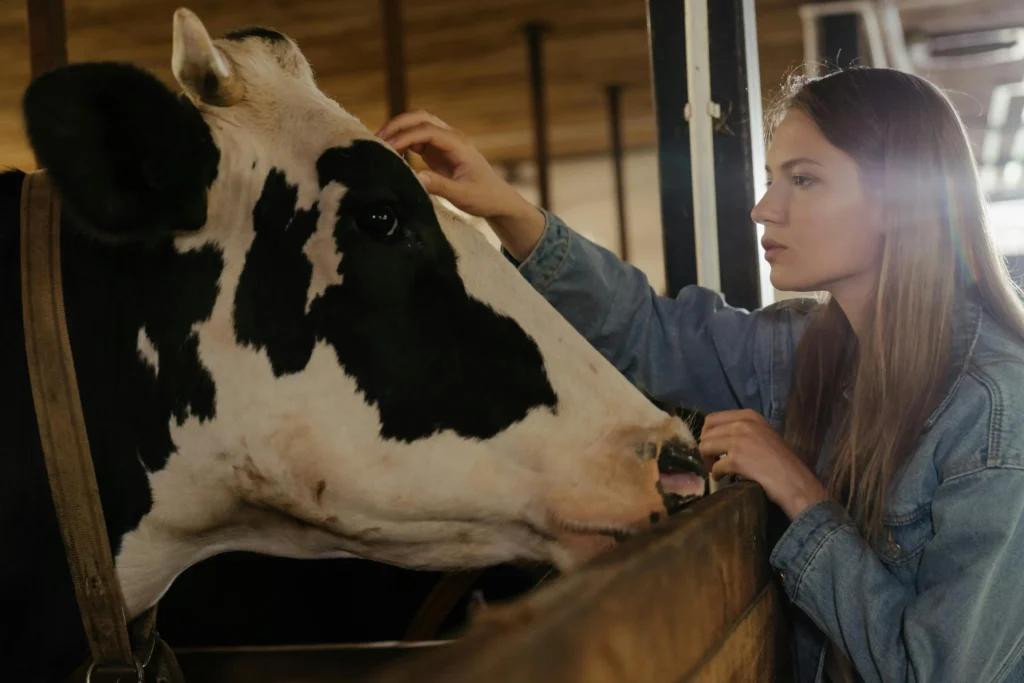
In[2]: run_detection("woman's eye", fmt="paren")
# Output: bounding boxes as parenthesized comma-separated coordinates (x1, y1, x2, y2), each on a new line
(353, 203, 399, 238)
(793, 175, 815, 188)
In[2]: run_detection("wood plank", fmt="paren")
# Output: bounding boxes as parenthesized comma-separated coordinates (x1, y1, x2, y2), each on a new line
(689, 584, 784, 683)
(27, 0, 68, 78)
(368, 482, 774, 683)
(173, 642, 450, 683)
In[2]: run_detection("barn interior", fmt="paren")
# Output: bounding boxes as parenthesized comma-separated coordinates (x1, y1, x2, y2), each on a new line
(3, 0, 1023, 680)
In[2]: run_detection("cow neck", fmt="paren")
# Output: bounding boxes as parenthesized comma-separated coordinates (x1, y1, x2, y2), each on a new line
(19, 169, 178, 683)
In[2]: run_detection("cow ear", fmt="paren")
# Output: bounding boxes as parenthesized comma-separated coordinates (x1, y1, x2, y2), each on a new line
(22, 62, 220, 241)
(172, 8, 243, 107)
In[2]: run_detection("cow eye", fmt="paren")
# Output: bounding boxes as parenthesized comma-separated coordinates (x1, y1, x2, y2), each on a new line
(352, 202, 399, 239)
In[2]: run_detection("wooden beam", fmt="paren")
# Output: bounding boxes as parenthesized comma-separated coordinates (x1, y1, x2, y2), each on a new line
(379, 0, 408, 119)
(522, 21, 551, 211)
(606, 84, 629, 262)
(26, 0, 67, 79)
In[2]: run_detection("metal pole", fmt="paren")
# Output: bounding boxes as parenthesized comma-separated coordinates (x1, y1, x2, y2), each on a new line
(706, 0, 766, 310)
(380, 0, 408, 118)
(522, 21, 552, 211)
(821, 13, 862, 72)
(645, 0, 697, 297)
(27, 0, 68, 80)
(606, 84, 630, 262)
(684, 0, 721, 292)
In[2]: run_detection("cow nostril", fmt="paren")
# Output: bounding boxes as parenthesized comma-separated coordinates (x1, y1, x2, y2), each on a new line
(657, 437, 706, 478)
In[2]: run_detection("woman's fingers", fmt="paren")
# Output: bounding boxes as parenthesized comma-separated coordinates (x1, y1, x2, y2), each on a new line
(376, 110, 451, 140)
(699, 436, 745, 480)
(701, 408, 764, 432)
(697, 435, 732, 473)
(710, 455, 740, 480)
(382, 121, 463, 157)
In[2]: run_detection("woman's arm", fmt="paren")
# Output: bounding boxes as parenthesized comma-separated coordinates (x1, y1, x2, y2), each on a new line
(378, 111, 812, 415)
(773, 469, 1024, 682)
(507, 210, 806, 414)
(771, 377, 1024, 682)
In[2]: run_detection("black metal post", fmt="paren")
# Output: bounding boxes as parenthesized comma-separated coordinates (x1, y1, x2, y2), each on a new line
(606, 84, 630, 262)
(821, 13, 862, 72)
(645, 0, 696, 297)
(522, 21, 552, 211)
(380, 0, 408, 118)
(707, 0, 763, 310)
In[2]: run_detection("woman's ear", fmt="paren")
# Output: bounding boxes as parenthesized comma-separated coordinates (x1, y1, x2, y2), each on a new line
(172, 7, 243, 107)
(22, 61, 220, 241)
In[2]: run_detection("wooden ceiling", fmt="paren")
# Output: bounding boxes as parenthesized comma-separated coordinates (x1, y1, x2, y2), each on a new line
(0, 0, 812, 171)
(1, 0, 1022, 199)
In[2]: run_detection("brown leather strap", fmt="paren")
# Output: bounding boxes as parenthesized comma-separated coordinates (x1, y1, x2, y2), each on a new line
(20, 170, 139, 679)
(403, 570, 484, 641)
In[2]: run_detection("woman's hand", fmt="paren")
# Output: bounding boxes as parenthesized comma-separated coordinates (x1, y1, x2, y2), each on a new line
(376, 111, 545, 261)
(698, 409, 827, 520)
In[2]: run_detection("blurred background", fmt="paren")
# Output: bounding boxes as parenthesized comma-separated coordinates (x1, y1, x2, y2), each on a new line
(2, 0, 1022, 298)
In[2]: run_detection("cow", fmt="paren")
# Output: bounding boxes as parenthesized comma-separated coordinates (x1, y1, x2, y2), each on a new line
(0, 8, 705, 682)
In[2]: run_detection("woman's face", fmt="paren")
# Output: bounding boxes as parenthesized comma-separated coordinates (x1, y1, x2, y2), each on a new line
(752, 109, 886, 296)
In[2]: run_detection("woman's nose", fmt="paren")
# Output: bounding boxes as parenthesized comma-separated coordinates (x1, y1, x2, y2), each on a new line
(751, 189, 781, 226)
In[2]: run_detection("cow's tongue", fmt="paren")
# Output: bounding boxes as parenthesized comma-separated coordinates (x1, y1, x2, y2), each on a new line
(659, 472, 706, 498)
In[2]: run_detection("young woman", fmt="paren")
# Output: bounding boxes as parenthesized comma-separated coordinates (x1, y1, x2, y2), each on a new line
(377, 67, 1024, 683)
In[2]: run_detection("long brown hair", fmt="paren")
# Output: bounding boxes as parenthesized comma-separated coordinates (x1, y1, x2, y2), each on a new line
(771, 68, 1024, 539)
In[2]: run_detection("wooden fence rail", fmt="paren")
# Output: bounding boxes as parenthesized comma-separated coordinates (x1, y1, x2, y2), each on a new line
(174, 482, 786, 683)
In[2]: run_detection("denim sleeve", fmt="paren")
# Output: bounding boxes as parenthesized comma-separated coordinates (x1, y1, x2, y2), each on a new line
(504, 210, 809, 416)
(770, 468, 1024, 682)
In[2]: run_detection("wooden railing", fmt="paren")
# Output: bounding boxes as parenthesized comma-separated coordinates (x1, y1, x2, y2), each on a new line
(175, 482, 785, 683)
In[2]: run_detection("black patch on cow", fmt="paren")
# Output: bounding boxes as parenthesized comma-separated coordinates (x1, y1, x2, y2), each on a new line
(60, 233, 224, 528)
(22, 62, 220, 242)
(15, 57, 226, 499)
(1, 164, 223, 681)
(225, 27, 288, 43)
(10, 59, 226, 545)
(234, 170, 318, 375)
(233, 140, 558, 442)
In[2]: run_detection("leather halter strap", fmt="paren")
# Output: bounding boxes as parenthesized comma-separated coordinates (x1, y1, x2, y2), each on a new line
(20, 169, 141, 681)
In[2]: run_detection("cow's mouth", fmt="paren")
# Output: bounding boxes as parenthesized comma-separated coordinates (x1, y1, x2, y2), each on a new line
(657, 438, 707, 512)
(549, 448, 705, 547)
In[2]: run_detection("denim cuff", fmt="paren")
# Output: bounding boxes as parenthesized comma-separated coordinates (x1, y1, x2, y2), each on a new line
(769, 498, 856, 601)
(501, 210, 573, 294)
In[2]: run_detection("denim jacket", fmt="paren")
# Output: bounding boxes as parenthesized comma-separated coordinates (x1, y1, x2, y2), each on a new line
(506, 210, 1024, 683)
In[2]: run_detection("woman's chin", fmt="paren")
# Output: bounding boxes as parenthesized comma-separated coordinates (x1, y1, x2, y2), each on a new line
(768, 269, 816, 295)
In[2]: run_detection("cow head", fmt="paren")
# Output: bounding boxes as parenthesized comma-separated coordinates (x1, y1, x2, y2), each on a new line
(21, 8, 704, 616)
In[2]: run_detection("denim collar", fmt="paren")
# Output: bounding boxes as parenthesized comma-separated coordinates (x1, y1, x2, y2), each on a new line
(923, 287, 984, 430)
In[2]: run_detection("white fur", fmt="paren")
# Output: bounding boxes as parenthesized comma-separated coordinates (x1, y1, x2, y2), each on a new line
(136, 327, 159, 376)
(116, 8, 698, 616)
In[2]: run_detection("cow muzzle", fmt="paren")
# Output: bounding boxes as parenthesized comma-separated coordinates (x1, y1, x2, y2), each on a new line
(656, 437, 707, 514)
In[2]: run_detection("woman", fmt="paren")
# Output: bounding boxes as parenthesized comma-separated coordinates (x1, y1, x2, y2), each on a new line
(377, 67, 1024, 683)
